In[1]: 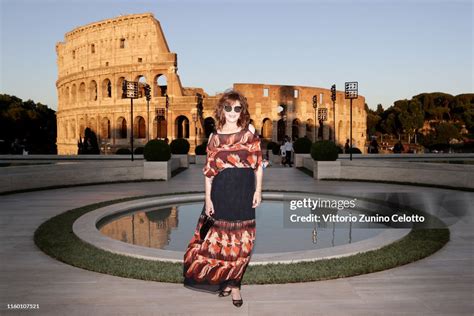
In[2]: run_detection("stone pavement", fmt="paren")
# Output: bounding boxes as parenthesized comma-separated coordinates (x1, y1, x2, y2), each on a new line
(0, 164, 472, 315)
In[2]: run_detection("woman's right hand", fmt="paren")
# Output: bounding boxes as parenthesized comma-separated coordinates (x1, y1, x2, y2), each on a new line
(205, 198, 215, 216)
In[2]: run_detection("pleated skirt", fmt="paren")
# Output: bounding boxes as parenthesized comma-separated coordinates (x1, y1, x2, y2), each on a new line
(183, 167, 256, 293)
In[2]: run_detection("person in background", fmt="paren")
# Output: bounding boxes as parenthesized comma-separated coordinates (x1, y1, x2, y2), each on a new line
(280, 141, 286, 166)
(369, 137, 379, 154)
(283, 136, 294, 167)
(393, 140, 403, 154)
(344, 139, 350, 154)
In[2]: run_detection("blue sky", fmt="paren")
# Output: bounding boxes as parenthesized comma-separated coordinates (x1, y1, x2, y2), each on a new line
(1, 0, 472, 111)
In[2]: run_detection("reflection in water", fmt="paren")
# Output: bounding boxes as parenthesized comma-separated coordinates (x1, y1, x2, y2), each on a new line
(99, 201, 388, 254)
(100, 206, 178, 249)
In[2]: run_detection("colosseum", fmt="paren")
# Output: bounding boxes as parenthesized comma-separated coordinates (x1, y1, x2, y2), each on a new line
(55, 12, 366, 155)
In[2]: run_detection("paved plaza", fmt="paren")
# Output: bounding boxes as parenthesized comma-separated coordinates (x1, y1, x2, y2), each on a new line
(0, 164, 473, 315)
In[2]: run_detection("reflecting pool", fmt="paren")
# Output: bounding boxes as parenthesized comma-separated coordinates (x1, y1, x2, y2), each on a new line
(98, 201, 389, 254)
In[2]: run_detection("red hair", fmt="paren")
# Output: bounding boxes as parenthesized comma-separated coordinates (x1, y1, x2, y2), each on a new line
(214, 89, 251, 131)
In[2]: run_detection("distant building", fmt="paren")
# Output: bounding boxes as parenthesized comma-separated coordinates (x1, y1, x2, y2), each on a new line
(55, 13, 366, 155)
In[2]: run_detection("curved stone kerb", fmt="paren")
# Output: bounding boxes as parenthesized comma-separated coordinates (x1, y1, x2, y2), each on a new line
(72, 192, 411, 265)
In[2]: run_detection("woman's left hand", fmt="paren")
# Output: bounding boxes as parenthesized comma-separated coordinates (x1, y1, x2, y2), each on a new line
(252, 191, 262, 208)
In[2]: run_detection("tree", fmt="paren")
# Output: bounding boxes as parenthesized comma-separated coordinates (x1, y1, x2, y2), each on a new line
(379, 107, 402, 137)
(413, 92, 454, 121)
(452, 94, 474, 131)
(375, 104, 384, 115)
(0, 94, 56, 154)
(377, 93, 473, 142)
(365, 104, 381, 137)
(434, 123, 460, 144)
(396, 99, 424, 143)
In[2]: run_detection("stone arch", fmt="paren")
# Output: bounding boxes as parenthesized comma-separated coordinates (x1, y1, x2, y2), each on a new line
(78, 117, 85, 138)
(65, 86, 70, 104)
(153, 116, 167, 139)
(262, 118, 272, 139)
(135, 75, 148, 99)
(61, 122, 67, 140)
(345, 121, 350, 142)
(203, 117, 216, 138)
(71, 84, 77, 104)
(69, 119, 76, 140)
(117, 77, 126, 99)
(292, 118, 300, 140)
(117, 117, 127, 139)
(67, 120, 72, 139)
(58, 87, 63, 104)
(135, 116, 146, 139)
(338, 120, 344, 145)
(101, 117, 111, 139)
(277, 119, 285, 142)
(89, 117, 97, 135)
(154, 74, 167, 97)
(350, 121, 357, 147)
(64, 120, 69, 140)
(176, 115, 189, 138)
(102, 78, 112, 99)
(89, 80, 97, 101)
(78, 82, 86, 102)
(306, 118, 314, 140)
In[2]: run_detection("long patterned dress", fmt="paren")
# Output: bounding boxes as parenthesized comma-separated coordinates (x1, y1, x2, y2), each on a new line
(183, 125, 268, 293)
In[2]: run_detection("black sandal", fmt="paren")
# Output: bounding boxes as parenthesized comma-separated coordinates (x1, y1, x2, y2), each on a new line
(232, 298, 243, 307)
(231, 291, 243, 307)
(218, 289, 232, 297)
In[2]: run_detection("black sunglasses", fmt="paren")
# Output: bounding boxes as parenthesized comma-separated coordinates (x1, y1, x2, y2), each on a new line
(224, 105, 242, 113)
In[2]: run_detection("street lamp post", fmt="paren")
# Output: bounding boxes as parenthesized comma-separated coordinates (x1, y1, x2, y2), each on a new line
(312, 95, 317, 142)
(165, 93, 169, 139)
(122, 80, 139, 161)
(192, 112, 197, 147)
(331, 84, 336, 143)
(344, 81, 359, 161)
(156, 108, 165, 139)
(130, 93, 134, 160)
(318, 107, 328, 140)
(277, 104, 287, 142)
(196, 93, 203, 145)
(144, 84, 151, 142)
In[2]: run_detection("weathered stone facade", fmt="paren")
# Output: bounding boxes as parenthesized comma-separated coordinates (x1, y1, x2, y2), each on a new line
(230, 83, 367, 149)
(56, 13, 366, 155)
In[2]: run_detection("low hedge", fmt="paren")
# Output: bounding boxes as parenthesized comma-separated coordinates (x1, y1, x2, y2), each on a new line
(144, 140, 171, 161)
(294, 137, 312, 154)
(195, 142, 207, 155)
(311, 140, 339, 161)
(115, 148, 131, 155)
(170, 138, 190, 154)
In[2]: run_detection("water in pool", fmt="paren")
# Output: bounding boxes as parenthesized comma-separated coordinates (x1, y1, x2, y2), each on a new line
(98, 201, 388, 253)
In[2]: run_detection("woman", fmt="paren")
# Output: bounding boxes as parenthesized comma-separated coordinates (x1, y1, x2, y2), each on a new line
(183, 89, 268, 307)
